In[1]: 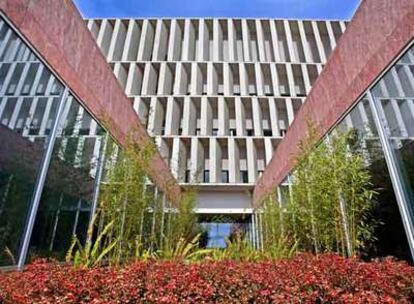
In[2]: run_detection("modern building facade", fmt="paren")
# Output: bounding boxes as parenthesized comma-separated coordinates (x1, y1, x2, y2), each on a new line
(86, 17, 346, 218)
(0, 0, 182, 269)
(0, 0, 413, 268)
(254, 0, 414, 260)
(84, 17, 347, 245)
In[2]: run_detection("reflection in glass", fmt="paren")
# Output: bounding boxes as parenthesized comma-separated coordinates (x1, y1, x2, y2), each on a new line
(371, 45, 414, 260)
(0, 17, 64, 266)
(199, 214, 250, 248)
(28, 94, 106, 260)
(335, 94, 411, 260)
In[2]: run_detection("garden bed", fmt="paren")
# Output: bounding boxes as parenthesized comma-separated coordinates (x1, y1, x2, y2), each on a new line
(1, 253, 413, 303)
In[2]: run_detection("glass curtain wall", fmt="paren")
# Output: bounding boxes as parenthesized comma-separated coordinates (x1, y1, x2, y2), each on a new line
(369, 44, 414, 260)
(28, 93, 107, 261)
(334, 96, 411, 260)
(0, 16, 109, 267)
(273, 44, 414, 261)
(199, 214, 251, 248)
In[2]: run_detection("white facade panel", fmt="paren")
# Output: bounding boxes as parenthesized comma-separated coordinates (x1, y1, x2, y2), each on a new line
(87, 17, 346, 210)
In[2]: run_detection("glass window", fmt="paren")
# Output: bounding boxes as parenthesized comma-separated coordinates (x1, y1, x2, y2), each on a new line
(200, 215, 250, 248)
(370, 44, 414, 260)
(28, 94, 106, 261)
(203, 170, 209, 183)
(334, 92, 411, 260)
(240, 170, 248, 183)
(0, 17, 64, 267)
(221, 170, 229, 183)
(0, 16, 109, 267)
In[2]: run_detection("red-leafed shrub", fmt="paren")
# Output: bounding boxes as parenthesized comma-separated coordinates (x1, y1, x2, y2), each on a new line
(1, 253, 413, 303)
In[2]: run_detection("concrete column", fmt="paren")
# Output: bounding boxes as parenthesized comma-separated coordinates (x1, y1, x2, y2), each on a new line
(238, 63, 249, 96)
(228, 138, 240, 183)
(137, 20, 155, 60)
(252, 98, 263, 136)
(122, 20, 141, 61)
(207, 62, 218, 95)
(255, 20, 267, 62)
(198, 19, 209, 61)
(191, 63, 203, 95)
(241, 20, 251, 61)
(254, 63, 264, 96)
(96, 19, 113, 58)
(167, 20, 182, 61)
(133, 97, 149, 124)
(325, 21, 337, 51)
(165, 97, 180, 135)
(155, 137, 170, 163)
(182, 19, 195, 60)
(218, 96, 229, 136)
(311, 21, 327, 62)
(235, 97, 246, 136)
(246, 137, 257, 183)
(213, 19, 223, 61)
(223, 63, 233, 95)
(113, 63, 127, 90)
(209, 138, 222, 183)
(87, 19, 100, 39)
(283, 20, 297, 62)
(147, 97, 164, 136)
(157, 63, 173, 95)
(182, 96, 196, 135)
(152, 20, 168, 61)
(269, 20, 282, 62)
(173, 62, 188, 95)
(316, 64, 323, 74)
(227, 19, 237, 61)
(264, 138, 274, 165)
(142, 63, 157, 95)
(301, 64, 312, 94)
(270, 64, 280, 96)
(286, 98, 295, 125)
(125, 64, 143, 96)
(200, 96, 212, 135)
(108, 19, 127, 61)
(339, 21, 347, 34)
(268, 98, 279, 137)
(190, 138, 204, 183)
(171, 138, 187, 181)
(285, 64, 296, 97)
(297, 21, 312, 63)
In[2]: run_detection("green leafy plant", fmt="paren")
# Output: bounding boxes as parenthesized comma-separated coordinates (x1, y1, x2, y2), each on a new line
(157, 233, 212, 261)
(67, 132, 203, 266)
(210, 235, 261, 262)
(66, 215, 118, 268)
(260, 124, 377, 258)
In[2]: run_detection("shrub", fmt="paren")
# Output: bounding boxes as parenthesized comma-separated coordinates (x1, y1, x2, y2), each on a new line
(1, 253, 413, 303)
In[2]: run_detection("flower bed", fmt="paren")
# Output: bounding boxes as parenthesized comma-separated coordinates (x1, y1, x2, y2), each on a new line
(1, 253, 413, 303)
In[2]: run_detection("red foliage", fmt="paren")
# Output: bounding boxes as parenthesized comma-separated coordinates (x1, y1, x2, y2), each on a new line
(1, 254, 413, 303)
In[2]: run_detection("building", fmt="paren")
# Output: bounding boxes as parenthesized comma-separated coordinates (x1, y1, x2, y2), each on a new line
(0, 0, 413, 268)
(253, 0, 414, 260)
(85, 17, 346, 245)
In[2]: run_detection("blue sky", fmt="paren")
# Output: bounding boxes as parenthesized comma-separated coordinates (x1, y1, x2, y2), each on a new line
(74, 0, 361, 20)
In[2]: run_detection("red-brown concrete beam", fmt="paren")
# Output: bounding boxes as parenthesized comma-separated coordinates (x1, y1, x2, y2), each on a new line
(253, 0, 414, 208)
(0, 0, 182, 205)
